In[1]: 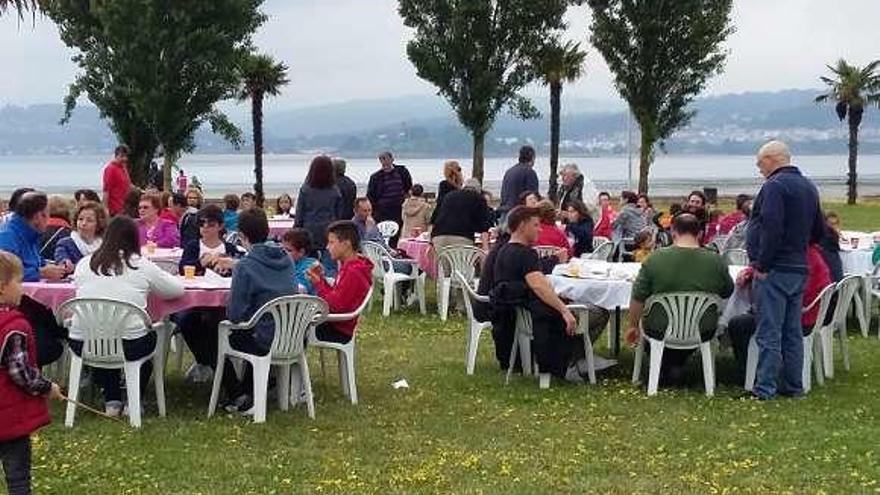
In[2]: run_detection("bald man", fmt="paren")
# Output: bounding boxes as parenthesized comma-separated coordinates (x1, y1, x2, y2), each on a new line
(746, 140, 825, 400)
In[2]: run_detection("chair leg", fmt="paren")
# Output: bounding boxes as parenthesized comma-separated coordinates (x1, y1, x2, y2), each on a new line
(175, 335, 186, 373)
(466, 325, 480, 376)
(631, 340, 644, 384)
(519, 335, 532, 376)
(277, 364, 291, 412)
(505, 337, 518, 385)
(251, 359, 270, 424)
(382, 281, 394, 317)
(65, 355, 83, 428)
(440, 278, 451, 321)
(802, 335, 813, 394)
(538, 372, 551, 389)
(344, 348, 357, 405)
(699, 342, 715, 397)
(300, 358, 315, 419)
(744, 336, 758, 391)
(583, 334, 596, 385)
(812, 335, 825, 386)
(153, 355, 166, 418)
(417, 275, 427, 315)
(124, 362, 143, 428)
(647, 340, 664, 396)
(821, 327, 834, 379)
(337, 351, 348, 394)
(207, 353, 227, 418)
(854, 288, 869, 338)
(319, 348, 327, 383)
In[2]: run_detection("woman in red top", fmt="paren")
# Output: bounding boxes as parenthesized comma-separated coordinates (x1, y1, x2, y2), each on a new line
(593, 191, 615, 239)
(307, 221, 373, 343)
(534, 200, 572, 256)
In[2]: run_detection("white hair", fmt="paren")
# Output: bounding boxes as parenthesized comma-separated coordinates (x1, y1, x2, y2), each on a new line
(758, 140, 791, 165)
(560, 163, 581, 176)
(463, 178, 482, 191)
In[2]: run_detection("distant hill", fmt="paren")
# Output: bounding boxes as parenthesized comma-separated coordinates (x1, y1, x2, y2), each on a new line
(1, 89, 877, 156)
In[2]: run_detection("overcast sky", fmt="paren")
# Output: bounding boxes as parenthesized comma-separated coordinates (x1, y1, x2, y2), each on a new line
(2, 0, 878, 110)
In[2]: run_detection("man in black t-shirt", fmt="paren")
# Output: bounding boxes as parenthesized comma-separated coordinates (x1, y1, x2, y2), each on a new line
(490, 206, 589, 382)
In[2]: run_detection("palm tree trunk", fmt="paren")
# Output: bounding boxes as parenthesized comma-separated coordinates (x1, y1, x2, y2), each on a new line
(638, 126, 653, 195)
(163, 153, 173, 193)
(548, 81, 562, 202)
(252, 91, 265, 207)
(472, 131, 485, 183)
(847, 117, 859, 205)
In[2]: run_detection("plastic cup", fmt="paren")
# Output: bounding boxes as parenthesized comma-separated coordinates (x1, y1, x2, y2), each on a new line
(183, 265, 196, 280)
(850, 237, 860, 250)
(145, 242, 156, 255)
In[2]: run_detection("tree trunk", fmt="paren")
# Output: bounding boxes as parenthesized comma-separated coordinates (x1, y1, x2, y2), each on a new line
(163, 153, 174, 193)
(252, 92, 265, 207)
(847, 117, 859, 205)
(472, 131, 485, 184)
(638, 127, 653, 195)
(548, 81, 562, 202)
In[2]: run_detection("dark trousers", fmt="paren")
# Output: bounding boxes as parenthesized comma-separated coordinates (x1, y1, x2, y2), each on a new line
(69, 332, 156, 403)
(0, 436, 31, 495)
(175, 308, 223, 367)
(374, 206, 403, 247)
(18, 296, 65, 367)
(314, 323, 351, 344)
(221, 332, 270, 400)
(530, 301, 586, 378)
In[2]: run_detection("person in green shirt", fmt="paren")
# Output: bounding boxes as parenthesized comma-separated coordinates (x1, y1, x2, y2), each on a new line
(625, 212, 734, 386)
(873, 242, 880, 266)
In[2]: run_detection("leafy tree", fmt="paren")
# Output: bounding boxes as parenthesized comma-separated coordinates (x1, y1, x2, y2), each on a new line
(587, 0, 734, 194)
(815, 59, 880, 204)
(534, 39, 586, 201)
(0, 0, 38, 17)
(237, 53, 289, 207)
(43, 0, 265, 190)
(399, 0, 569, 182)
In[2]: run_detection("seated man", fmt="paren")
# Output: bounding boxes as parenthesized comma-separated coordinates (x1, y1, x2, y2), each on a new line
(488, 206, 596, 383)
(306, 221, 374, 343)
(221, 208, 297, 413)
(0, 192, 69, 365)
(352, 197, 412, 276)
(625, 213, 734, 386)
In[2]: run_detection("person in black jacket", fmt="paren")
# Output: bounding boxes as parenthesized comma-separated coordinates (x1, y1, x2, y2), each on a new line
(333, 157, 357, 221)
(430, 178, 492, 254)
(366, 151, 412, 246)
(170, 193, 199, 248)
(564, 199, 594, 257)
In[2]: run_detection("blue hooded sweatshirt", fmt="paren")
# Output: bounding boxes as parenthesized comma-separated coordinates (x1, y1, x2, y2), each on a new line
(0, 214, 45, 282)
(227, 242, 297, 350)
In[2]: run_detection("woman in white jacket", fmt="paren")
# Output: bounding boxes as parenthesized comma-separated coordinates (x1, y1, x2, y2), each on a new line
(71, 216, 184, 417)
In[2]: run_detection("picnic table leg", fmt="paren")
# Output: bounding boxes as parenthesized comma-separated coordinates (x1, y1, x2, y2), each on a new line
(612, 307, 621, 356)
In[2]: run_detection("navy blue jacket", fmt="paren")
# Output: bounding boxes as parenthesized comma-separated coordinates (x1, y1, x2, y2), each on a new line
(746, 166, 824, 273)
(227, 242, 297, 350)
(499, 163, 539, 212)
(0, 215, 45, 282)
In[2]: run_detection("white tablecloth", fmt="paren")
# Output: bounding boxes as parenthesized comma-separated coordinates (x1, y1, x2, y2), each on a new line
(840, 248, 874, 275)
(840, 231, 876, 251)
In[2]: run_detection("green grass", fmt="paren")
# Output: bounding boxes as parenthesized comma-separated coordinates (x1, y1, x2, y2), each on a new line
(27, 206, 880, 495)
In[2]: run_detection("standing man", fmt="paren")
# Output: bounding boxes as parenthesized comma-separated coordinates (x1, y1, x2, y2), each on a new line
(176, 169, 188, 195)
(333, 157, 357, 221)
(556, 163, 584, 210)
(747, 140, 824, 400)
(499, 145, 540, 218)
(102, 145, 132, 217)
(366, 151, 412, 246)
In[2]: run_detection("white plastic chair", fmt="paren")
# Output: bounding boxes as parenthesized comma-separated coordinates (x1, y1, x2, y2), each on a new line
(744, 283, 834, 393)
(309, 287, 373, 405)
(456, 271, 491, 375)
(376, 221, 399, 244)
(533, 245, 560, 259)
(588, 241, 614, 261)
(722, 249, 749, 266)
(56, 298, 168, 428)
(592, 236, 610, 251)
(207, 295, 328, 423)
(631, 292, 721, 396)
(361, 241, 426, 316)
(868, 263, 880, 338)
(818, 275, 861, 378)
(505, 305, 595, 389)
(436, 245, 486, 321)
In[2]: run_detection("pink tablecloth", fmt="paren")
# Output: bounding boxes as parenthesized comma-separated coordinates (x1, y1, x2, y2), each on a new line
(398, 238, 437, 278)
(23, 281, 229, 322)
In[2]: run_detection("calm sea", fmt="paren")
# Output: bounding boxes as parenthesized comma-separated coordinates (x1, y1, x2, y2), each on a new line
(1, 153, 878, 198)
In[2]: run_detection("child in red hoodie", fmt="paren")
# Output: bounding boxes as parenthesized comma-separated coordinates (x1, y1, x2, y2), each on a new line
(307, 221, 374, 343)
(0, 251, 63, 494)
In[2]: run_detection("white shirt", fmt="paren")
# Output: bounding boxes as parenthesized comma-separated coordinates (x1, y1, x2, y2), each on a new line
(199, 241, 227, 258)
(71, 254, 185, 340)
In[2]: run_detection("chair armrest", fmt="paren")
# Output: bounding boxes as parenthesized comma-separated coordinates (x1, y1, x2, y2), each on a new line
(326, 312, 359, 323)
(218, 320, 254, 332)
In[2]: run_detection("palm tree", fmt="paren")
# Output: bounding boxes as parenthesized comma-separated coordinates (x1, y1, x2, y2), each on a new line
(0, 0, 38, 17)
(815, 59, 880, 204)
(535, 40, 587, 201)
(238, 53, 289, 207)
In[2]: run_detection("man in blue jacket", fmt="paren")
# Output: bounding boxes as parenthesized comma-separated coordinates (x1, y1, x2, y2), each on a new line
(0, 192, 69, 365)
(746, 140, 825, 400)
(499, 145, 540, 218)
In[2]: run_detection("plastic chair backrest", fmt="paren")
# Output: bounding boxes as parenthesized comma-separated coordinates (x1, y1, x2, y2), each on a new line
(56, 298, 153, 364)
(641, 292, 721, 347)
(455, 270, 489, 325)
(515, 307, 533, 338)
(593, 236, 610, 250)
(376, 221, 399, 241)
(834, 275, 863, 323)
(803, 283, 836, 336)
(243, 295, 328, 360)
(438, 245, 486, 282)
(589, 241, 614, 261)
(534, 245, 559, 259)
(361, 241, 392, 279)
(722, 249, 749, 266)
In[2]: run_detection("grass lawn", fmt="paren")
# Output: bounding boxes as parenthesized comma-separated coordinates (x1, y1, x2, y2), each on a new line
(28, 206, 880, 494)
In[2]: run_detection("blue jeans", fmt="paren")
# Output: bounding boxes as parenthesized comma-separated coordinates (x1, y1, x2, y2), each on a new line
(753, 270, 806, 399)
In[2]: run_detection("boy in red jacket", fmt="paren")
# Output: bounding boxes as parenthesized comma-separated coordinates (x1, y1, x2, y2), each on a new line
(0, 251, 63, 495)
(307, 221, 374, 343)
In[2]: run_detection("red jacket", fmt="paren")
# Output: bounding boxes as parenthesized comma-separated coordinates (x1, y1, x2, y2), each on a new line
(536, 223, 571, 255)
(0, 308, 51, 442)
(802, 244, 832, 329)
(593, 206, 615, 239)
(314, 255, 373, 336)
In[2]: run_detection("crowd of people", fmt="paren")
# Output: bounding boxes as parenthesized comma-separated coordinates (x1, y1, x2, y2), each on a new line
(0, 139, 859, 494)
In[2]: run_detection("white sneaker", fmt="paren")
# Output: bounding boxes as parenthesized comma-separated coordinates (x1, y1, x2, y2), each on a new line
(121, 403, 145, 418)
(185, 363, 214, 383)
(104, 400, 123, 417)
(564, 365, 585, 384)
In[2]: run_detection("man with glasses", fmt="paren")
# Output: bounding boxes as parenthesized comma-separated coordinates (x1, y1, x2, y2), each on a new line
(102, 145, 132, 216)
